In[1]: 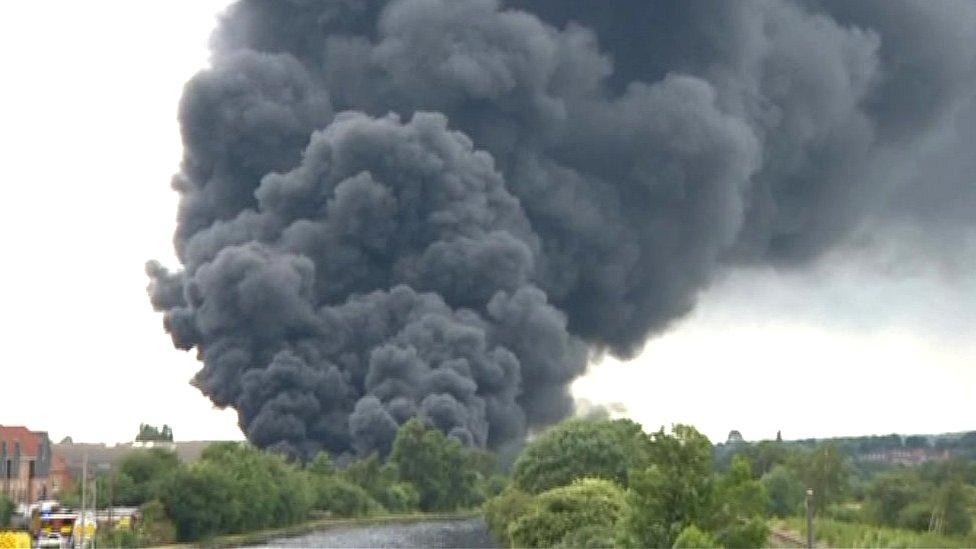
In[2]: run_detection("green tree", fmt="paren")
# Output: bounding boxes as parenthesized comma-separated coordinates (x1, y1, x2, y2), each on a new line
(117, 448, 181, 504)
(136, 500, 177, 546)
(508, 478, 627, 548)
(865, 468, 924, 527)
(710, 456, 770, 548)
(136, 423, 174, 442)
(0, 492, 12, 527)
(672, 524, 719, 548)
(483, 486, 536, 547)
(161, 461, 241, 541)
(310, 476, 382, 517)
(801, 443, 849, 512)
(619, 425, 713, 548)
(762, 464, 805, 517)
(512, 419, 652, 494)
(306, 451, 336, 477)
(388, 419, 479, 511)
(929, 478, 972, 536)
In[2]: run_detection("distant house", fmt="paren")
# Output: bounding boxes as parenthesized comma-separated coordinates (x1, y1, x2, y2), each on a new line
(0, 426, 72, 505)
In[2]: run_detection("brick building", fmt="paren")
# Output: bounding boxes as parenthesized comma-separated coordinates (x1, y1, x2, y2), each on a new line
(0, 426, 72, 505)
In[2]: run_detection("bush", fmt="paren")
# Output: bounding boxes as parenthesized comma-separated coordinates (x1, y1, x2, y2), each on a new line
(714, 516, 769, 548)
(508, 478, 627, 548)
(161, 462, 241, 541)
(138, 500, 176, 546)
(512, 419, 651, 494)
(482, 486, 536, 546)
(672, 524, 719, 548)
(389, 419, 481, 511)
(312, 476, 383, 517)
(762, 464, 805, 517)
(381, 481, 421, 513)
(620, 425, 713, 549)
(0, 493, 12, 528)
(896, 501, 932, 532)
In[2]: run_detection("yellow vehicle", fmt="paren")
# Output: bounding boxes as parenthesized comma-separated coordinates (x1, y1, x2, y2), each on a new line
(0, 530, 32, 549)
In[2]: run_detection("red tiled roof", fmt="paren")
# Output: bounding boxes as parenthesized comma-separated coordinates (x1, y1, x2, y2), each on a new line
(0, 425, 42, 456)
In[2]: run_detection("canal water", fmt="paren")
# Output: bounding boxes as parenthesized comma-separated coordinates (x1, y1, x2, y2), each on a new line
(264, 517, 497, 548)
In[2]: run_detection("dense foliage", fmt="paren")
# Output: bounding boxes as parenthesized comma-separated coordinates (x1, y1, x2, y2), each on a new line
(512, 419, 651, 494)
(0, 493, 12, 528)
(486, 419, 770, 548)
(718, 431, 976, 545)
(60, 420, 495, 545)
(508, 478, 627, 548)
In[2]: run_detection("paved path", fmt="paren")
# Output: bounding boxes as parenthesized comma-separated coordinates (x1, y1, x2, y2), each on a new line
(264, 517, 497, 548)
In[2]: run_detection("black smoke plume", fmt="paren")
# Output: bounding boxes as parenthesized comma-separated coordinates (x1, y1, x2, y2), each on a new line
(149, 0, 976, 458)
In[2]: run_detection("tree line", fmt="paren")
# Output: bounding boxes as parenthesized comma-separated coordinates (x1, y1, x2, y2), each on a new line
(60, 418, 500, 545)
(484, 419, 770, 548)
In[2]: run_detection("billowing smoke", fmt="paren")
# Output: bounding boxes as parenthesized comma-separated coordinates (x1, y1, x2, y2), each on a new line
(148, 0, 976, 458)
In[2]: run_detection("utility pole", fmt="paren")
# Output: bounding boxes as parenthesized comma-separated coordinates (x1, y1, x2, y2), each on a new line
(805, 488, 814, 549)
(91, 474, 98, 549)
(79, 454, 87, 549)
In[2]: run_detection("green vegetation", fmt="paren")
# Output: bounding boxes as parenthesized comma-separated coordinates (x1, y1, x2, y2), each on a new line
(719, 431, 976, 547)
(135, 423, 173, 443)
(0, 492, 12, 527)
(388, 418, 486, 511)
(508, 478, 627, 548)
(486, 419, 770, 548)
(781, 516, 976, 548)
(55, 418, 976, 548)
(486, 420, 976, 548)
(511, 419, 651, 494)
(67, 419, 496, 546)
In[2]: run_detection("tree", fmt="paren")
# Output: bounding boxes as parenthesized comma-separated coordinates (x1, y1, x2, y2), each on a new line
(137, 500, 176, 546)
(929, 478, 972, 536)
(161, 461, 241, 541)
(710, 456, 769, 548)
(388, 419, 479, 511)
(306, 451, 336, 477)
(511, 418, 652, 494)
(483, 486, 536, 547)
(310, 476, 381, 517)
(762, 464, 805, 517)
(800, 442, 849, 512)
(672, 524, 719, 548)
(136, 423, 174, 443)
(508, 478, 627, 548)
(619, 424, 713, 548)
(865, 468, 924, 527)
(0, 492, 12, 527)
(117, 448, 181, 504)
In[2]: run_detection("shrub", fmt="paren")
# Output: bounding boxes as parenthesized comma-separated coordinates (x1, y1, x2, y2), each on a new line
(312, 476, 383, 517)
(672, 524, 719, 548)
(512, 419, 651, 494)
(714, 516, 769, 548)
(482, 486, 536, 546)
(137, 500, 176, 546)
(381, 481, 421, 513)
(761, 464, 805, 517)
(508, 478, 627, 548)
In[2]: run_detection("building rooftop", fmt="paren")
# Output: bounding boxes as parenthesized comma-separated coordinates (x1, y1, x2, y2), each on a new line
(0, 425, 44, 456)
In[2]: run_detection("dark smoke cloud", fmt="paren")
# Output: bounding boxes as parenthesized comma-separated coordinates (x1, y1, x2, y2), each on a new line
(149, 0, 976, 458)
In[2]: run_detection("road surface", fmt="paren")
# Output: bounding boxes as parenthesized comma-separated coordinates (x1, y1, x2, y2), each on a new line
(265, 517, 497, 548)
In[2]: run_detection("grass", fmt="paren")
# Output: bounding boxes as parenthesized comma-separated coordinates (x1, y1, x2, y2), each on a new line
(778, 516, 976, 548)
